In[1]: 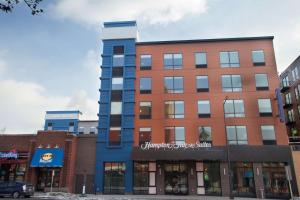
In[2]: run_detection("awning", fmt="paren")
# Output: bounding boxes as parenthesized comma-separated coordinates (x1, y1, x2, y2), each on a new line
(30, 148, 64, 167)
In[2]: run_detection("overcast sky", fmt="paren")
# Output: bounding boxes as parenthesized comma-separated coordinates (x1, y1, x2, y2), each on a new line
(0, 0, 300, 133)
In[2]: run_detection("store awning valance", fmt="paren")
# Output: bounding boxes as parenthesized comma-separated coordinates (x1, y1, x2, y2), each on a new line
(30, 148, 64, 167)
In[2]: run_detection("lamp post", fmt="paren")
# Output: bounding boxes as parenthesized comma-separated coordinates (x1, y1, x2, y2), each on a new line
(223, 96, 234, 199)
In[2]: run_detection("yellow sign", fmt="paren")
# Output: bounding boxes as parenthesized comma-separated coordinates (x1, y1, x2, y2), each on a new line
(41, 153, 53, 161)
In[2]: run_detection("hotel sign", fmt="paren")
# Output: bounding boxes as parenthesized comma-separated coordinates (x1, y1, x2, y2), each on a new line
(141, 142, 212, 150)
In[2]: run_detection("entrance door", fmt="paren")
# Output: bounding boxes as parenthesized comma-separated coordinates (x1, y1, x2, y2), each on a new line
(36, 168, 61, 191)
(164, 163, 188, 195)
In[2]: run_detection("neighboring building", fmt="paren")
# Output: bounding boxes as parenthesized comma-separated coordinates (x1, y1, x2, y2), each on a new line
(96, 21, 297, 198)
(78, 120, 98, 134)
(279, 55, 300, 194)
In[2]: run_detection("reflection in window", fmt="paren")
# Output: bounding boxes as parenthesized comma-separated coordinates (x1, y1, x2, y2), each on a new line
(164, 53, 182, 69)
(139, 102, 151, 119)
(195, 52, 207, 68)
(196, 76, 209, 92)
(226, 126, 248, 145)
(111, 102, 122, 115)
(165, 101, 184, 118)
(139, 128, 151, 145)
(109, 127, 121, 146)
(140, 77, 152, 94)
(204, 162, 221, 196)
(252, 50, 265, 66)
(140, 55, 152, 70)
(199, 126, 212, 144)
(222, 75, 242, 92)
(261, 125, 276, 145)
(133, 162, 149, 194)
(255, 74, 269, 90)
(258, 99, 272, 117)
(220, 51, 240, 67)
(198, 100, 211, 118)
(104, 162, 125, 194)
(165, 127, 185, 144)
(224, 99, 245, 117)
(113, 55, 124, 67)
(112, 78, 123, 90)
(164, 77, 183, 93)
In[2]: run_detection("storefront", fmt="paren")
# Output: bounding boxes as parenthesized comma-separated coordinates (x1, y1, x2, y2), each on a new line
(0, 150, 28, 182)
(30, 148, 64, 191)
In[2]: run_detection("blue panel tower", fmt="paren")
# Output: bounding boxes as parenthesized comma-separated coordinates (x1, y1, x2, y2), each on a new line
(95, 21, 137, 194)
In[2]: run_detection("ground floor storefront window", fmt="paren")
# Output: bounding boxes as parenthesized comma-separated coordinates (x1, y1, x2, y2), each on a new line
(231, 162, 255, 197)
(262, 162, 289, 199)
(36, 168, 61, 191)
(133, 162, 149, 194)
(104, 162, 125, 194)
(0, 163, 26, 182)
(203, 162, 221, 196)
(164, 163, 188, 195)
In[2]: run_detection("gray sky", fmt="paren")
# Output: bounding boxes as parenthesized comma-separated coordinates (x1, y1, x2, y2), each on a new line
(0, 0, 299, 133)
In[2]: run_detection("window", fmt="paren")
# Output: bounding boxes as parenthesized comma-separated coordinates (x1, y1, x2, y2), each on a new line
(164, 77, 183, 93)
(104, 162, 125, 194)
(258, 99, 272, 117)
(199, 126, 212, 144)
(78, 127, 84, 134)
(165, 127, 185, 144)
(224, 100, 245, 117)
(220, 51, 239, 67)
(285, 93, 292, 104)
(139, 102, 151, 119)
(164, 53, 182, 69)
(195, 52, 207, 68)
(226, 126, 248, 145)
(287, 109, 295, 122)
(196, 76, 209, 92)
(292, 67, 299, 81)
(140, 55, 152, 70)
(140, 77, 151, 94)
(69, 122, 74, 132)
(112, 67, 123, 77)
(111, 102, 122, 115)
(222, 75, 242, 92)
(90, 127, 96, 134)
(109, 127, 121, 146)
(255, 74, 269, 90)
(113, 46, 124, 54)
(165, 101, 184, 118)
(112, 78, 123, 90)
(294, 85, 300, 100)
(47, 122, 52, 131)
(204, 162, 221, 196)
(281, 75, 289, 87)
(252, 50, 265, 66)
(139, 128, 151, 145)
(113, 55, 124, 67)
(133, 162, 149, 194)
(198, 100, 211, 118)
(261, 125, 276, 145)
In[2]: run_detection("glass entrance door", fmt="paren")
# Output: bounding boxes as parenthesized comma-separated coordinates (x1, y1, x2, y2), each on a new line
(36, 168, 61, 191)
(164, 163, 188, 195)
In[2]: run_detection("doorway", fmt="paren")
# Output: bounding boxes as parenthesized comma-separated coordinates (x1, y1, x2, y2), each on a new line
(164, 163, 188, 195)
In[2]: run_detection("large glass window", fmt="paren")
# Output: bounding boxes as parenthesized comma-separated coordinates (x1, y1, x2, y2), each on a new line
(112, 78, 123, 90)
(140, 77, 152, 94)
(226, 126, 248, 145)
(198, 100, 211, 118)
(252, 50, 265, 66)
(196, 76, 209, 92)
(261, 125, 276, 145)
(258, 99, 272, 117)
(287, 109, 295, 122)
(140, 55, 152, 70)
(224, 99, 245, 117)
(109, 127, 121, 146)
(164, 53, 182, 69)
(220, 51, 240, 67)
(255, 74, 269, 90)
(165, 127, 185, 144)
(262, 163, 289, 199)
(285, 93, 292, 104)
(281, 75, 289, 87)
(139, 128, 151, 146)
(139, 102, 151, 119)
(222, 75, 242, 92)
(111, 102, 122, 115)
(231, 162, 255, 197)
(294, 85, 300, 100)
(37, 168, 61, 190)
(292, 67, 299, 81)
(199, 126, 212, 144)
(204, 162, 221, 196)
(164, 77, 183, 93)
(104, 162, 126, 194)
(165, 101, 184, 118)
(195, 52, 207, 68)
(133, 162, 149, 194)
(113, 55, 124, 67)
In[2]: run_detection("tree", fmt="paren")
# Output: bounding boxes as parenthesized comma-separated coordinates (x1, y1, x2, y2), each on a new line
(0, 0, 43, 15)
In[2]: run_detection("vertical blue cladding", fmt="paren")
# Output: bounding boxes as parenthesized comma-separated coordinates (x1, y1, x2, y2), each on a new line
(96, 21, 136, 194)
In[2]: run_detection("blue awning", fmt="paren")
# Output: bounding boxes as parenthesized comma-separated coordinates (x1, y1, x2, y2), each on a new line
(30, 148, 64, 167)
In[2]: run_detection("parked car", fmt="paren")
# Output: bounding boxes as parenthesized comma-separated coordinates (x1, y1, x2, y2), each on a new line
(0, 181, 34, 198)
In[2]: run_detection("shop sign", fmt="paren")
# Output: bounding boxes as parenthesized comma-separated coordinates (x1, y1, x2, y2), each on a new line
(0, 151, 18, 159)
(140, 142, 212, 150)
(39, 153, 54, 163)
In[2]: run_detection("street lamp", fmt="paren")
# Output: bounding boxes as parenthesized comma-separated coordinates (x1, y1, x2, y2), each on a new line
(223, 96, 234, 199)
